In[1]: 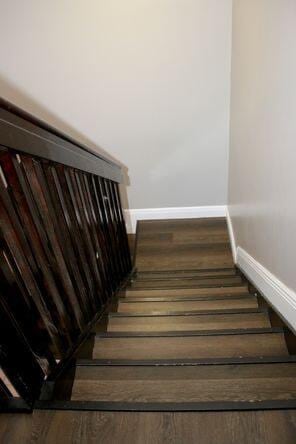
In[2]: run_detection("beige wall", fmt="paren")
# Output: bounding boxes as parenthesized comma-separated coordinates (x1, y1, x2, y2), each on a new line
(0, 0, 232, 209)
(229, 0, 296, 290)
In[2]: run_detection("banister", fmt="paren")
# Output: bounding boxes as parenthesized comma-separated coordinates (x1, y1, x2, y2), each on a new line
(0, 98, 122, 182)
(0, 98, 131, 411)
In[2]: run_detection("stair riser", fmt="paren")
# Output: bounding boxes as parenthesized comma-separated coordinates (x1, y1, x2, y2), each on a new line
(107, 312, 271, 332)
(117, 298, 259, 314)
(124, 286, 249, 298)
(135, 269, 237, 279)
(128, 277, 243, 289)
(93, 333, 288, 360)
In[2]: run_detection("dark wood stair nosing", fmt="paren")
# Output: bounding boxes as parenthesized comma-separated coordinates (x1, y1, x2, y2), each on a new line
(109, 308, 270, 318)
(1, 398, 32, 413)
(35, 399, 296, 412)
(75, 355, 296, 367)
(95, 327, 283, 339)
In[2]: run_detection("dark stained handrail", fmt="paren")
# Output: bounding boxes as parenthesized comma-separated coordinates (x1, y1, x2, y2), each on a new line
(0, 98, 122, 182)
(0, 99, 132, 410)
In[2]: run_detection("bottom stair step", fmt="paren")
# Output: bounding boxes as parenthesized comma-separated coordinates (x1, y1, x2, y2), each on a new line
(92, 332, 288, 360)
(70, 363, 296, 403)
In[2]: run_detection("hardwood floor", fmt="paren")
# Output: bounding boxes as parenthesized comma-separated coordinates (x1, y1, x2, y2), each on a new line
(2, 218, 296, 443)
(1, 410, 296, 444)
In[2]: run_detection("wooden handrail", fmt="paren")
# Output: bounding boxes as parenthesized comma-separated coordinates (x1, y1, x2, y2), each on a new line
(0, 98, 122, 182)
(0, 99, 132, 411)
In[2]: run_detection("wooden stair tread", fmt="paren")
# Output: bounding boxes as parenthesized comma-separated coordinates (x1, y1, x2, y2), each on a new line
(92, 332, 288, 360)
(107, 312, 271, 332)
(117, 297, 258, 314)
(124, 286, 249, 298)
(71, 363, 296, 402)
(136, 268, 237, 279)
(128, 276, 243, 289)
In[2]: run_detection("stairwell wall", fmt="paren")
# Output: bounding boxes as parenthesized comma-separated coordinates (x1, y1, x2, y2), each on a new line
(0, 0, 232, 216)
(228, 0, 296, 328)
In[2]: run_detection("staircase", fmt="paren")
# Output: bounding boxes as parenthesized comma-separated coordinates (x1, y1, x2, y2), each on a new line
(1, 102, 296, 442)
(37, 220, 296, 413)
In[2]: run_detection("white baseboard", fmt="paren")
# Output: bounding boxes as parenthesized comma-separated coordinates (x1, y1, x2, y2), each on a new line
(237, 247, 296, 333)
(124, 205, 227, 234)
(226, 208, 237, 263)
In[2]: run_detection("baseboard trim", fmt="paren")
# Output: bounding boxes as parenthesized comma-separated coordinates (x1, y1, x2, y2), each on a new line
(124, 206, 227, 234)
(226, 208, 237, 263)
(237, 247, 296, 333)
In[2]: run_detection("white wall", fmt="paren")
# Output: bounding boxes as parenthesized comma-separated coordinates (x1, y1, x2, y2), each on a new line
(0, 0, 232, 210)
(229, 1, 296, 294)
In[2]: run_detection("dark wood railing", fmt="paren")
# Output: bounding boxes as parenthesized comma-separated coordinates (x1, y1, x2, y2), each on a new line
(0, 99, 132, 411)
